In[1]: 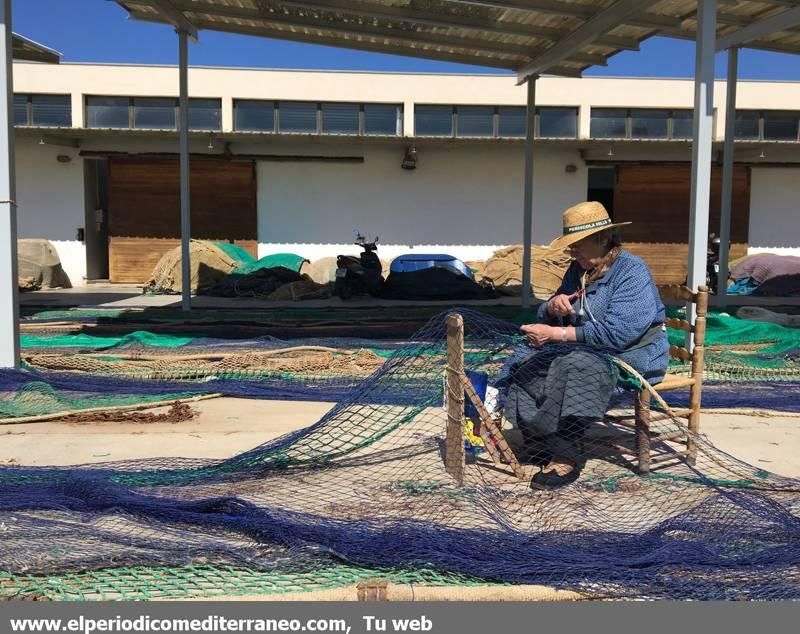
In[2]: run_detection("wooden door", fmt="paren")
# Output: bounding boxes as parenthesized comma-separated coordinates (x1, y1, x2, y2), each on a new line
(107, 158, 257, 283)
(612, 164, 750, 285)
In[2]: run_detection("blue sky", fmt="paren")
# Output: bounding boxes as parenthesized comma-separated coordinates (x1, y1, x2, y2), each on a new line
(12, 0, 800, 79)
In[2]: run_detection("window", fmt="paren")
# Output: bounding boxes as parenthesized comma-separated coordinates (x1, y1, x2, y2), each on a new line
(630, 109, 669, 139)
(498, 106, 526, 138)
(734, 111, 760, 140)
(457, 106, 494, 137)
(30, 95, 71, 127)
(538, 107, 577, 138)
(364, 104, 402, 135)
(188, 98, 221, 131)
(321, 103, 359, 134)
(133, 97, 176, 130)
(14, 94, 71, 127)
(86, 96, 130, 128)
(279, 101, 318, 133)
(13, 95, 28, 126)
(591, 108, 693, 140)
(234, 100, 275, 132)
(234, 101, 402, 136)
(415, 105, 453, 136)
(671, 110, 693, 139)
(417, 104, 578, 139)
(763, 111, 800, 141)
(734, 110, 800, 141)
(590, 108, 627, 138)
(88, 96, 222, 131)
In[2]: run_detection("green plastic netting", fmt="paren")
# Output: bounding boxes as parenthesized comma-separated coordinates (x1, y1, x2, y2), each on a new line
(213, 243, 307, 275)
(0, 564, 497, 601)
(0, 381, 200, 419)
(21, 332, 194, 350)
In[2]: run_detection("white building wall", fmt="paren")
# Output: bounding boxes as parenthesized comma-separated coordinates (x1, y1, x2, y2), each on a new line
(11, 62, 800, 278)
(254, 143, 585, 262)
(15, 139, 86, 286)
(749, 168, 800, 256)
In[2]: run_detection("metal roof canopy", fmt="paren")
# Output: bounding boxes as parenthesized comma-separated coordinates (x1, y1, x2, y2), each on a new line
(11, 32, 61, 64)
(115, 0, 800, 82)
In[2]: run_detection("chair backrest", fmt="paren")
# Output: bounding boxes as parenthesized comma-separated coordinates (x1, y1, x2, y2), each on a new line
(659, 285, 709, 373)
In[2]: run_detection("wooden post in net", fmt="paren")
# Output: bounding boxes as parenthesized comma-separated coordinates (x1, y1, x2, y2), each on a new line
(445, 313, 465, 485)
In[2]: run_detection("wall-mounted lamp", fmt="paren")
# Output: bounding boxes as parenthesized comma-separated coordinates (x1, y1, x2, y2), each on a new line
(607, 145, 614, 157)
(207, 134, 216, 150)
(401, 145, 417, 170)
(38, 136, 45, 146)
(565, 163, 578, 174)
(759, 149, 766, 159)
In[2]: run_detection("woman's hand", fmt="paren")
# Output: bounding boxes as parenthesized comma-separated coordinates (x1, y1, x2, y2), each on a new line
(520, 324, 555, 348)
(547, 293, 578, 318)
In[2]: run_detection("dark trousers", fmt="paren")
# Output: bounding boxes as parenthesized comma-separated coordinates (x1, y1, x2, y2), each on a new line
(501, 347, 617, 461)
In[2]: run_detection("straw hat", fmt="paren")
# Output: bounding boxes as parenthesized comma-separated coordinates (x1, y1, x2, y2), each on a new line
(548, 201, 631, 250)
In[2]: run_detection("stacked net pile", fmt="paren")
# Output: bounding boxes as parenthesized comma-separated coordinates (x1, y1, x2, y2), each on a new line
(472, 245, 571, 299)
(667, 308, 800, 383)
(9, 336, 409, 417)
(11, 303, 800, 415)
(1, 310, 799, 600)
(662, 308, 800, 412)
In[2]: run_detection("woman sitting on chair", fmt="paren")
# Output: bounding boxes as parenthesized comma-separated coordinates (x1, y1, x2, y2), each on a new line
(509, 201, 669, 490)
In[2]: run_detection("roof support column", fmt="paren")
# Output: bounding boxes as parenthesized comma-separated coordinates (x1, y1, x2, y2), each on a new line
(717, 46, 738, 304)
(521, 75, 537, 309)
(0, 0, 19, 368)
(178, 28, 191, 312)
(687, 0, 717, 323)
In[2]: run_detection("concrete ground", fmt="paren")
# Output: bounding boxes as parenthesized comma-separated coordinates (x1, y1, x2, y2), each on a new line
(2, 397, 798, 478)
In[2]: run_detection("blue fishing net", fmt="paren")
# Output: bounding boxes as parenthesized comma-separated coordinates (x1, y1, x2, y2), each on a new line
(1, 309, 799, 599)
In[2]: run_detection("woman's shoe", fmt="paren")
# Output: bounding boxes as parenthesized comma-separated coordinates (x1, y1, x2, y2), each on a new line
(530, 464, 582, 490)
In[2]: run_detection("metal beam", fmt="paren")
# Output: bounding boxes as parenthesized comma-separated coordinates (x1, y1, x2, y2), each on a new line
(172, 1, 608, 65)
(138, 0, 199, 40)
(716, 7, 800, 51)
(178, 29, 191, 312)
(259, 0, 642, 50)
(444, 0, 683, 29)
(661, 24, 800, 57)
(717, 47, 738, 302)
(521, 76, 536, 309)
(300, 0, 640, 51)
(516, 0, 661, 83)
(132, 11, 580, 74)
(133, 0, 642, 49)
(669, 5, 800, 40)
(0, 0, 18, 368)
(687, 0, 717, 315)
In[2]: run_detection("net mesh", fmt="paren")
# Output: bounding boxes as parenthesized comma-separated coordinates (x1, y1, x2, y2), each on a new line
(11, 302, 800, 418)
(2, 309, 800, 600)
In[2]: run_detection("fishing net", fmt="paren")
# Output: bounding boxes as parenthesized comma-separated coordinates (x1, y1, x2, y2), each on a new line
(666, 309, 800, 383)
(11, 300, 800, 416)
(1, 310, 799, 600)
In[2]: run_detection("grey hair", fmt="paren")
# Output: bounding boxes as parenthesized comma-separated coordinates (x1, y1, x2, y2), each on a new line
(589, 228, 623, 251)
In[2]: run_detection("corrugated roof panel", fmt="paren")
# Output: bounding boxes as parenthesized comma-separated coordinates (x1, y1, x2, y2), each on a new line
(117, 0, 800, 77)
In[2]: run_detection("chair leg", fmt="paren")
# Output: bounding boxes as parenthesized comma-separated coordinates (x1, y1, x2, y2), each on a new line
(687, 406, 699, 465)
(635, 390, 651, 475)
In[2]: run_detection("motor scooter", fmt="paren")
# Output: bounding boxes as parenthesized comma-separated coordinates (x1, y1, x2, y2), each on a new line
(707, 233, 722, 293)
(335, 232, 384, 300)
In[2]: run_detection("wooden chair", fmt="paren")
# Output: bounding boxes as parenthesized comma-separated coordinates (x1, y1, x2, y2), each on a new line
(608, 285, 709, 474)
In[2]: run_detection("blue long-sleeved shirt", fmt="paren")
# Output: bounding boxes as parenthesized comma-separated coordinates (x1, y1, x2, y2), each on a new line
(537, 250, 669, 382)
